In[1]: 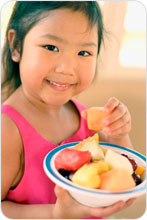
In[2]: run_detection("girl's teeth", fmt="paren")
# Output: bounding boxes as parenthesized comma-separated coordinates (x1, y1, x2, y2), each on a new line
(49, 80, 67, 87)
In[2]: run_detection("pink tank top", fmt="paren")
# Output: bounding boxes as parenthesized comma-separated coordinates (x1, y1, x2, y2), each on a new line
(1, 100, 94, 205)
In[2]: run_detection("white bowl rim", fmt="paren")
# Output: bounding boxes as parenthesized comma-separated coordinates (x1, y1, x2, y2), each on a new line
(43, 142, 146, 196)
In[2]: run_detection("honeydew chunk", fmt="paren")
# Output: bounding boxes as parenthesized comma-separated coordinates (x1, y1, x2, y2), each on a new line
(80, 141, 104, 160)
(73, 133, 99, 150)
(73, 133, 104, 160)
(105, 149, 133, 175)
(72, 162, 101, 188)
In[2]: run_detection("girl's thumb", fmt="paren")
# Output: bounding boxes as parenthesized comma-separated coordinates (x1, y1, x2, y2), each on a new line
(54, 185, 70, 201)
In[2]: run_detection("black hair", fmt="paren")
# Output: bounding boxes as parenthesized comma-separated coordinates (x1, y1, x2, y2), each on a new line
(1, 1, 104, 101)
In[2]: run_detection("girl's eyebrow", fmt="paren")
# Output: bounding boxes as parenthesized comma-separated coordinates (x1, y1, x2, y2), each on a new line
(81, 42, 97, 48)
(41, 33, 66, 43)
(40, 33, 97, 48)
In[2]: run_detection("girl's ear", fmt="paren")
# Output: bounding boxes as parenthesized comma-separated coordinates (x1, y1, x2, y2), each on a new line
(8, 29, 20, 62)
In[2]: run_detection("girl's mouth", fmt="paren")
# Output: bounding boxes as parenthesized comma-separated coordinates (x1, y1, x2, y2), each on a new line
(45, 79, 74, 91)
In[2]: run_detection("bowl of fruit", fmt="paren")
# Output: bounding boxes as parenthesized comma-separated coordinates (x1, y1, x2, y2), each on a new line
(43, 134, 146, 207)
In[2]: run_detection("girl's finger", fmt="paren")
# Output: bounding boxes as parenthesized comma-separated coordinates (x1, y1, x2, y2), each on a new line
(54, 185, 71, 203)
(103, 112, 131, 134)
(105, 121, 131, 137)
(119, 198, 136, 211)
(103, 104, 127, 126)
(104, 97, 120, 113)
(90, 201, 125, 217)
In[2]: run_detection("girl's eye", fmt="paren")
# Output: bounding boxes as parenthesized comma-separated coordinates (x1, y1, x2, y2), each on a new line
(78, 51, 91, 56)
(44, 45, 59, 52)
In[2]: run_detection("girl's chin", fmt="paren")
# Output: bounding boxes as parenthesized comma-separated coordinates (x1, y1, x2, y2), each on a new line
(42, 96, 72, 106)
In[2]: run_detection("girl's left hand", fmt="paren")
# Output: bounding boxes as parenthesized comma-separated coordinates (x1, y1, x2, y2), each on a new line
(54, 185, 136, 219)
(102, 97, 131, 139)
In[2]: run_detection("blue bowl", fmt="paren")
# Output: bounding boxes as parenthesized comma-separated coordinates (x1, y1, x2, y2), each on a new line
(43, 142, 146, 207)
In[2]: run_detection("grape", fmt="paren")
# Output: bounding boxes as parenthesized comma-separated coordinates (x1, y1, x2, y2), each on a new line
(121, 154, 137, 171)
(132, 172, 142, 185)
(58, 169, 72, 179)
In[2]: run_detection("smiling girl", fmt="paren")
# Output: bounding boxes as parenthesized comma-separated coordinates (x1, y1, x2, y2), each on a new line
(1, 1, 134, 219)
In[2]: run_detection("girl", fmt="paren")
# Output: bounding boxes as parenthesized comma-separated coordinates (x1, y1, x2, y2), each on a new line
(1, 1, 135, 219)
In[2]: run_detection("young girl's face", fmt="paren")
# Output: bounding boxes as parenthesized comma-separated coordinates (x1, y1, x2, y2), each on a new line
(18, 9, 98, 106)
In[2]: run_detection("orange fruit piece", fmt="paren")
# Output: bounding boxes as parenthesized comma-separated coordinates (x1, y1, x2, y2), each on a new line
(135, 165, 145, 176)
(87, 107, 108, 131)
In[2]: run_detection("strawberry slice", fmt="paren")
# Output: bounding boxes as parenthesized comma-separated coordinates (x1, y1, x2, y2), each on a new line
(55, 148, 91, 171)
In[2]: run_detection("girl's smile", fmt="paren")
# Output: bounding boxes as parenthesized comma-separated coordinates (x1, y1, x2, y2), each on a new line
(45, 79, 76, 92)
(18, 8, 98, 106)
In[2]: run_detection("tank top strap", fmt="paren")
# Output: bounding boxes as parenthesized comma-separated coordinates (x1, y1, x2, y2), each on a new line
(1, 100, 85, 132)
(1, 104, 36, 137)
(71, 99, 87, 112)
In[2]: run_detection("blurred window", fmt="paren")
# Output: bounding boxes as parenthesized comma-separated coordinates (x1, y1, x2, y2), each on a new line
(119, 1, 146, 68)
(1, 1, 15, 47)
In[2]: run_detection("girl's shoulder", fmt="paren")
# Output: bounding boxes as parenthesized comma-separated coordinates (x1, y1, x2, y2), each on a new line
(1, 109, 23, 153)
(1, 90, 24, 153)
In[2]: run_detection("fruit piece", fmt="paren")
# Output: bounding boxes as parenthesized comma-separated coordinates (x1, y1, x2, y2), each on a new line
(94, 160, 110, 174)
(87, 107, 108, 130)
(72, 162, 101, 188)
(99, 168, 135, 192)
(73, 133, 99, 150)
(132, 172, 142, 185)
(58, 169, 72, 179)
(55, 148, 91, 171)
(73, 133, 104, 160)
(80, 141, 104, 161)
(105, 149, 133, 175)
(121, 154, 137, 171)
(135, 165, 145, 176)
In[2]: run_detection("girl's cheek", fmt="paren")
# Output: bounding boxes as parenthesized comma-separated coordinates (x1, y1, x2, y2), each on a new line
(81, 61, 96, 82)
(79, 70, 95, 89)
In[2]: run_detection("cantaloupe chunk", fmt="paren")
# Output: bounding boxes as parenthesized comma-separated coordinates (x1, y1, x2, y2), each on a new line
(87, 107, 108, 130)
(99, 168, 135, 192)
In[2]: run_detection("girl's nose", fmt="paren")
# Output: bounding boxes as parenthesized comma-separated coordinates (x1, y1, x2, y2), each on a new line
(55, 54, 75, 76)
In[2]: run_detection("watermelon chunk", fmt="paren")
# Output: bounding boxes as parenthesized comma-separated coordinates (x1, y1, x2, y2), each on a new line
(55, 148, 91, 171)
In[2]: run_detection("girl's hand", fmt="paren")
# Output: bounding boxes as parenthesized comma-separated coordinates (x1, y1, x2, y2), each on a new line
(102, 97, 131, 139)
(53, 185, 135, 219)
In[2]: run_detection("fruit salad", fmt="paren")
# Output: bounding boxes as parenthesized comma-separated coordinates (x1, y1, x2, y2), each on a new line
(55, 134, 145, 192)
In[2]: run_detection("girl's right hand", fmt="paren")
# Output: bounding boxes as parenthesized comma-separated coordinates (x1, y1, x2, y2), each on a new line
(53, 185, 135, 219)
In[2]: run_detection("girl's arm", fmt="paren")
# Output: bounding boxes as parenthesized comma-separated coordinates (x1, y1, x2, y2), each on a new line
(1, 114, 23, 200)
(1, 200, 55, 219)
(1, 186, 135, 219)
(99, 131, 133, 149)
(1, 114, 55, 219)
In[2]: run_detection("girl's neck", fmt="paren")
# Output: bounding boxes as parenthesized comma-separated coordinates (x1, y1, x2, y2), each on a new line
(12, 86, 68, 117)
